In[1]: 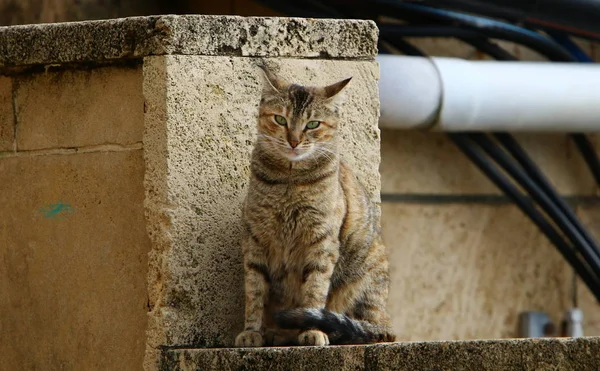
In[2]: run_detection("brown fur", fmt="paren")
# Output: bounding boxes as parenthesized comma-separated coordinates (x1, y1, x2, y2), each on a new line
(235, 65, 395, 347)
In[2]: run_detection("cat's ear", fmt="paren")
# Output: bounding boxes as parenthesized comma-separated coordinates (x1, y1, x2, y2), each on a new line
(258, 64, 287, 96)
(323, 77, 352, 99)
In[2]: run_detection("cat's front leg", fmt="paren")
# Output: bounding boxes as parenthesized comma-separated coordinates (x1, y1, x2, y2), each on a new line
(235, 236, 269, 347)
(297, 239, 338, 346)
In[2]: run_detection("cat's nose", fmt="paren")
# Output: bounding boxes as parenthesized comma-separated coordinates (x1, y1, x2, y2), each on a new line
(289, 140, 299, 148)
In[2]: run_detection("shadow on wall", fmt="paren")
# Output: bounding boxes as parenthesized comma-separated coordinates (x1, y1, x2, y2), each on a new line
(0, 0, 280, 26)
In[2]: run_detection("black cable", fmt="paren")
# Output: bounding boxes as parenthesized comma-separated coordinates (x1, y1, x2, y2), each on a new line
(449, 133, 600, 302)
(470, 133, 600, 275)
(377, 7, 600, 298)
(458, 37, 517, 61)
(572, 134, 600, 188)
(494, 133, 600, 258)
(379, 24, 519, 60)
(380, 37, 427, 57)
(374, 0, 576, 62)
(414, 0, 600, 43)
(379, 24, 491, 39)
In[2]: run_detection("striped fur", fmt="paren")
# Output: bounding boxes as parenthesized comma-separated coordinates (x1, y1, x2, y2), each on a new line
(275, 308, 396, 344)
(235, 65, 395, 347)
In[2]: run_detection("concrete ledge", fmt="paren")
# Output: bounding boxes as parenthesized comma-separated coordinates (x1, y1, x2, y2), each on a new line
(160, 337, 600, 371)
(0, 15, 377, 71)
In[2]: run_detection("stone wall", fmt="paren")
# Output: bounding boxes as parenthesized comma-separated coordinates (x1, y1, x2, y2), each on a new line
(0, 15, 379, 371)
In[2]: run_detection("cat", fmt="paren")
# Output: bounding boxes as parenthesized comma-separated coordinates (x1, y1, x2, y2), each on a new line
(235, 64, 395, 347)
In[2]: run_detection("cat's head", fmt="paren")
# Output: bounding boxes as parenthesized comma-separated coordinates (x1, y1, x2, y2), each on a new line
(256, 65, 351, 162)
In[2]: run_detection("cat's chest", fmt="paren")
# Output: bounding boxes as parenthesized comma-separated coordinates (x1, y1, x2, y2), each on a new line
(250, 185, 332, 249)
(272, 190, 328, 240)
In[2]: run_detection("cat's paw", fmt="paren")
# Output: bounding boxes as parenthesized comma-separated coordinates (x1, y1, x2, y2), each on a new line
(298, 330, 329, 346)
(235, 330, 264, 347)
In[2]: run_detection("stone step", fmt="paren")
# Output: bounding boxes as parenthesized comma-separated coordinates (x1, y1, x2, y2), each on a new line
(160, 336, 600, 371)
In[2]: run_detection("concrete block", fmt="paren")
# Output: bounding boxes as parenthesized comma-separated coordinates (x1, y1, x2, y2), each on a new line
(14, 65, 143, 150)
(366, 337, 600, 371)
(0, 15, 377, 70)
(142, 54, 380, 363)
(380, 130, 599, 195)
(0, 150, 151, 371)
(381, 203, 573, 341)
(0, 76, 13, 151)
(162, 345, 365, 371)
(161, 337, 600, 371)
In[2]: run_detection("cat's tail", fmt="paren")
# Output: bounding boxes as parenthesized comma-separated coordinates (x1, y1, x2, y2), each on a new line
(274, 308, 395, 345)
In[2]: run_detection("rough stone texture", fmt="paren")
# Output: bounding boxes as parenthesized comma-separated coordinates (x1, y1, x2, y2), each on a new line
(0, 15, 378, 71)
(142, 55, 380, 368)
(0, 0, 159, 26)
(162, 345, 366, 371)
(0, 76, 13, 151)
(0, 150, 151, 371)
(368, 337, 600, 371)
(14, 65, 143, 150)
(160, 337, 600, 371)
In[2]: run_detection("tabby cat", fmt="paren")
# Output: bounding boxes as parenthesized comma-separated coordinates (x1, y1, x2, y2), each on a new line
(235, 64, 395, 347)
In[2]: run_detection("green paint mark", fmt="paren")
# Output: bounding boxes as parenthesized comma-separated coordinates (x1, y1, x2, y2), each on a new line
(39, 202, 75, 220)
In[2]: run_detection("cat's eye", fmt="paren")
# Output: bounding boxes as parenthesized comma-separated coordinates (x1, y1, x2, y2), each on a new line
(274, 115, 287, 126)
(306, 121, 321, 130)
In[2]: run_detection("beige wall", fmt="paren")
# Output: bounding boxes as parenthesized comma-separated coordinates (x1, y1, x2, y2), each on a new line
(381, 38, 600, 340)
(0, 66, 150, 371)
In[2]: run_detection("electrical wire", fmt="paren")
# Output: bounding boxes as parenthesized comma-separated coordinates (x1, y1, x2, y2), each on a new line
(373, 0, 576, 61)
(376, 10, 600, 300)
(471, 134, 600, 274)
(378, 24, 519, 60)
(572, 134, 600, 188)
(493, 133, 600, 261)
(449, 133, 600, 301)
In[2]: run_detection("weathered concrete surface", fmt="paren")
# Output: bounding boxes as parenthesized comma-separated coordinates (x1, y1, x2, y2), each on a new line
(0, 150, 151, 371)
(0, 15, 377, 71)
(0, 76, 12, 151)
(14, 65, 143, 150)
(161, 337, 600, 371)
(143, 55, 380, 368)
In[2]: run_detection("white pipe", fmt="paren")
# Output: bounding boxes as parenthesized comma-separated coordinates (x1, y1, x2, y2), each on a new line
(377, 54, 600, 132)
(378, 55, 442, 129)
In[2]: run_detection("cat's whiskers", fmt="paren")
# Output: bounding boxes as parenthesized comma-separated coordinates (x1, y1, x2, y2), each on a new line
(313, 145, 337, 163)
(258, 134, 288, 146)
